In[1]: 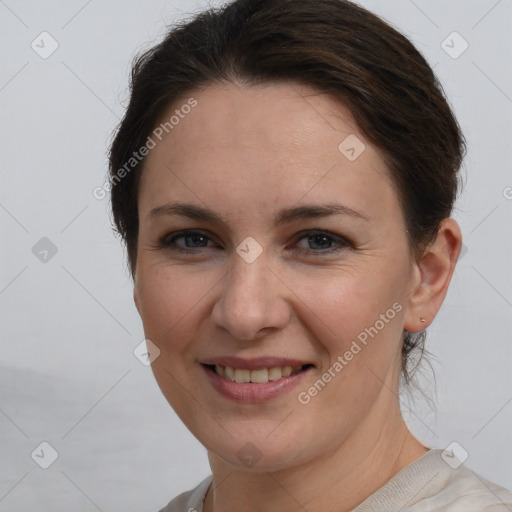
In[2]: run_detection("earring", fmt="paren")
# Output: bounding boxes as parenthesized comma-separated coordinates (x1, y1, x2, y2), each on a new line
(420, 317, 426, 323)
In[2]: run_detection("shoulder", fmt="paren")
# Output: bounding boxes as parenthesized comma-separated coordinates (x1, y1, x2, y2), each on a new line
(422, 455, 512, 512)
(354, 449, 512, 512)
(157, 475, 212, 512)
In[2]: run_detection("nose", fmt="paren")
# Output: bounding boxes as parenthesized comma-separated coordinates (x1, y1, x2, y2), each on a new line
(210, 253, 291, 342)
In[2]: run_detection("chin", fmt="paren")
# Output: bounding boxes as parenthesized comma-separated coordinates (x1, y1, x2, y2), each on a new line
(200, 421, 322, 473)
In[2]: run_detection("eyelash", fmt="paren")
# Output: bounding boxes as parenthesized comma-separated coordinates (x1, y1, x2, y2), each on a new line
(158, 229, 352, 256)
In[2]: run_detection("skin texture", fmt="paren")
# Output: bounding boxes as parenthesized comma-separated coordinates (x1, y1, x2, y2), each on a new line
(133, 81, 462, 512)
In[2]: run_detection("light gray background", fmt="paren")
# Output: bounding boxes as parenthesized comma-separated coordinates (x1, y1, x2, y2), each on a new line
(1, 0, 511, 510)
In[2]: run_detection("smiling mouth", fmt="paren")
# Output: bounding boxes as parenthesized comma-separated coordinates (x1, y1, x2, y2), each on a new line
(204, 364, 313, 383)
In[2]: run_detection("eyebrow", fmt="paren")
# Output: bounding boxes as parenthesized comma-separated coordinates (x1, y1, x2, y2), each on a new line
(148, 201, 370, 227)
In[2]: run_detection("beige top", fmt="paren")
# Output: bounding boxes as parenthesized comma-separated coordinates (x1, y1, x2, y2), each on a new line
(158, 449, 512, 511)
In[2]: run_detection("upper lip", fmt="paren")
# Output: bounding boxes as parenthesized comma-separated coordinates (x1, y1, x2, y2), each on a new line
(200, 356, 313, 370)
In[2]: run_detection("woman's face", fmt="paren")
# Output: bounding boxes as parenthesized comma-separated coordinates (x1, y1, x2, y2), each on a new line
(134, 81, 420, 470)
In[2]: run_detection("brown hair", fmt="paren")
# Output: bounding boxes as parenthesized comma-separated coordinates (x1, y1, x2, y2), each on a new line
(108, 0, 466, 383)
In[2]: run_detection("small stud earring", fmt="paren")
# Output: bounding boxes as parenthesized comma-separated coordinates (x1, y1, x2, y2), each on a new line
(420, 317, 426, 323)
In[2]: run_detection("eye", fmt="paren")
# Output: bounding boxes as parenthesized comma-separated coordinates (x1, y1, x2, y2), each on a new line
(158, 229, 351, 256)
(160, 230, 217, 252)
(292, 230, 351, 255)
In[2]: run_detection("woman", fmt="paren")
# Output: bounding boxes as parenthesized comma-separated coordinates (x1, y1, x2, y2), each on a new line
(108, 0, 512, 510)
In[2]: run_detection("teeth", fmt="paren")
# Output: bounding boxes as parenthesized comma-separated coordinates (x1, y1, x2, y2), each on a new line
(268, 367, 283, 381)
(213, 364, 305, 383)
(250, 368, 268, 383)
(225, 366, 235, 380)
(234, 369, 251, 383)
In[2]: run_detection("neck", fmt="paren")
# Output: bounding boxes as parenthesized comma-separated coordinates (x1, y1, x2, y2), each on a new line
(204, 398, 428, 512)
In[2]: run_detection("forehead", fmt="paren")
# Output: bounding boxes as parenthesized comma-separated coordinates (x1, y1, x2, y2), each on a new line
(138, 81, 398, 223)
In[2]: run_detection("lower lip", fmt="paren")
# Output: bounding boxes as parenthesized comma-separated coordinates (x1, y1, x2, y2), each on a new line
(201, 364, 313, 403)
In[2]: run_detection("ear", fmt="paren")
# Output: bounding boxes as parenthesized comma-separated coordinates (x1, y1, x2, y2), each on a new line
(403, 218, 462, 333)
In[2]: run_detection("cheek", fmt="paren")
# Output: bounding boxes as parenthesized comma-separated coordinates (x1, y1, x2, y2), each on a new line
(288, 263, 405, 351)
(135, 264, 217, 425)
(290, 268, 405, 439)
(136, 263, 214, 353)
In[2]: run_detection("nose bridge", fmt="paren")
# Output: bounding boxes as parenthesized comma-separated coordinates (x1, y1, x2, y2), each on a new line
(211, 251, 289, 340)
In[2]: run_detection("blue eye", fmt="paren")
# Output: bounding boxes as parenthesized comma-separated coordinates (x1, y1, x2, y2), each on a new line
(159, 229, 350, 255)
(161, 230, 213, 250)
(294, 230, 350, 255)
